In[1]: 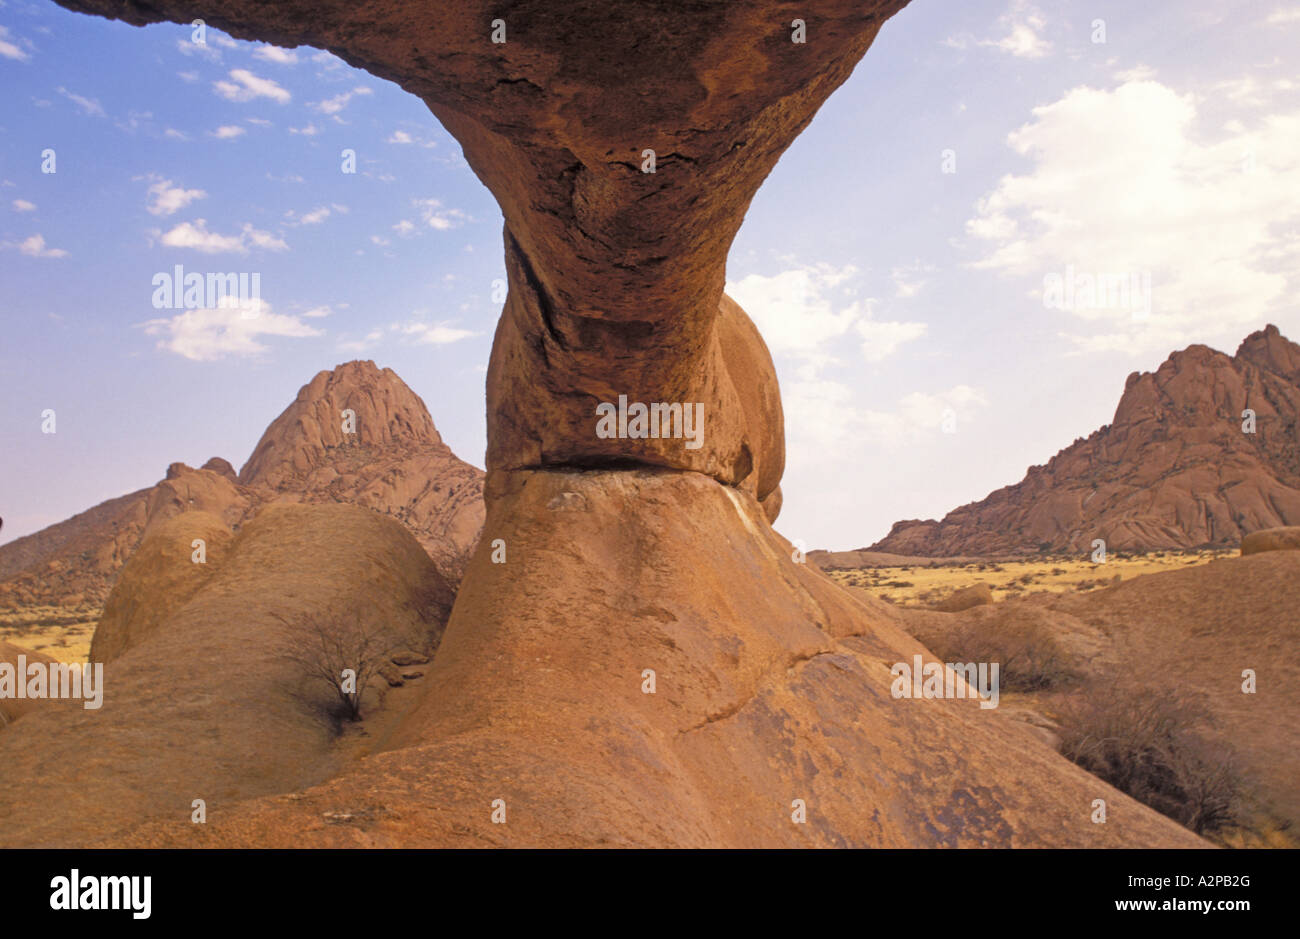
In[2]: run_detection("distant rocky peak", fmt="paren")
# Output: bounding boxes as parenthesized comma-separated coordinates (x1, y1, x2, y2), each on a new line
(239, 360, 444, 487)
(1235, 323, 1300, 381)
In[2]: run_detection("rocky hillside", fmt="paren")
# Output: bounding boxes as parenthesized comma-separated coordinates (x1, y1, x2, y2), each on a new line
(0, 361, 485, 610)
(873, 325, 1300, 556)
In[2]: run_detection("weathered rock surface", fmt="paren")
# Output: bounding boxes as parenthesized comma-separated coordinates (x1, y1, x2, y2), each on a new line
(36, 471, 1202, 848)
(874, 326, 1300, 556)
(91, 511, 234, 664)
(238, 361, 486, 579)
(0, 504, 451, 847)
(0, 641, 59, 728)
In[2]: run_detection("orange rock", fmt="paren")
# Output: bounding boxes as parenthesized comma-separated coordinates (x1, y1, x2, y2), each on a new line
(875, 326, 1300, 555)
(1241, 526, 1300, 555)
(931, 582, 995, 613)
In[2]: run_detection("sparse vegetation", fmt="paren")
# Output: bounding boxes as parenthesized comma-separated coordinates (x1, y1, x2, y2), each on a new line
(921, 615, 1078, 692)
(275, 606, 397, 723)
(1056, 674, 1241, 836)
(0, 604, 99, 663)
(825, 549, 1233, 607)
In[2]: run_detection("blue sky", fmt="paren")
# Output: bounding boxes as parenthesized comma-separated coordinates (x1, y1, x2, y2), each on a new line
(2, 0, 1298, 551)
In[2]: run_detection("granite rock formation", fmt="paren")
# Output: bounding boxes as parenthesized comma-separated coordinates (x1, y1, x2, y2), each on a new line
(0, 361, 484, 609)
(874, 326, 1300, 556)
(9, 0, 1213, 847)
(1241, 526, 1300, 555)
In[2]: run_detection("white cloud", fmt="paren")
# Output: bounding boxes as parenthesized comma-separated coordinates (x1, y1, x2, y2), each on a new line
(890, 263, 931, 298)
(337, 329, 385, 354)
(211, 125, 246, 139)
(57, 87, 105, 117)
(160, 220, 243, 253)
(1114, 65, 1157, 83)
(252, 45, 298, 65)
(413, 198, 469, 230)
(392, 219, 416, 237)
(142, 298, 322, 361)
(311, 50, 345, 71)
(13, 234, 67, 258)
(158, 219, 288, 254)
(313, 86, 372, 115)
(213, 69, 290, 104)
(726, 264, 926, 369)
(241, 225, 289, 251)
(782, 380, 988, 455)
(286, 205, 333, 225)
(302, 306, 331, 318)
(897, 386, 989, 432)
(966, 76, 1300, 354)
(0, 25, 30, 61)
(289, 123, 320, 136)
(177, 70, 199, 83)
(986, 1, 1050, 58)
(146, 178, 206, 216)
(945, 1, 1051, 60)
(388, 130, 414, 144)
(175, 38, 221, 62)
(1266, 8, 1300, 25)
(12, 199, 35, 212)
(164, 128, 190, 141)
(396, 320, 477, 345)
(856, 319, 929, 363)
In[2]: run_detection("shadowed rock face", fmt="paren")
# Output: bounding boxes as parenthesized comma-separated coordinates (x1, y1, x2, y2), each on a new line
(53, 0, 905, 495)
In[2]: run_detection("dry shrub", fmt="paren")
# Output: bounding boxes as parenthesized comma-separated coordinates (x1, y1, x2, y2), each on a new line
(1057, 674, 1240, 835)
(275, 606, 397, 723)
(923, 614, 1078, 692)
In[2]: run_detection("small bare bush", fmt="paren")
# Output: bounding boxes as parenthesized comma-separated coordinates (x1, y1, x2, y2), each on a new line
(923, 614, 1078, 692)
(275, 606, 397, 722)
(1057, 675, 1240, 835)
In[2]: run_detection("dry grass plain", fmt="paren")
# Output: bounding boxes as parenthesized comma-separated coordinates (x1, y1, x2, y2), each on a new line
(0, 604, 98, 663)
(824, 548, 1236, 607)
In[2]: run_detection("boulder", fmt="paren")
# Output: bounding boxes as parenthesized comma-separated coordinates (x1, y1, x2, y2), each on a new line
(0, 641, 59, 728)
(1241, 526, 1300, 555)
(931, 582, 995, 613)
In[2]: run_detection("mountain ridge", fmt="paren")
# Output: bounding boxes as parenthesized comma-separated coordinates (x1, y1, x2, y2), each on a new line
(871, 325, 1300, 556)
(0, 360, 485, 610)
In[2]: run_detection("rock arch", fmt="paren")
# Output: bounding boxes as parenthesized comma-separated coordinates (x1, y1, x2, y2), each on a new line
(12, 0, 1208, 848)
